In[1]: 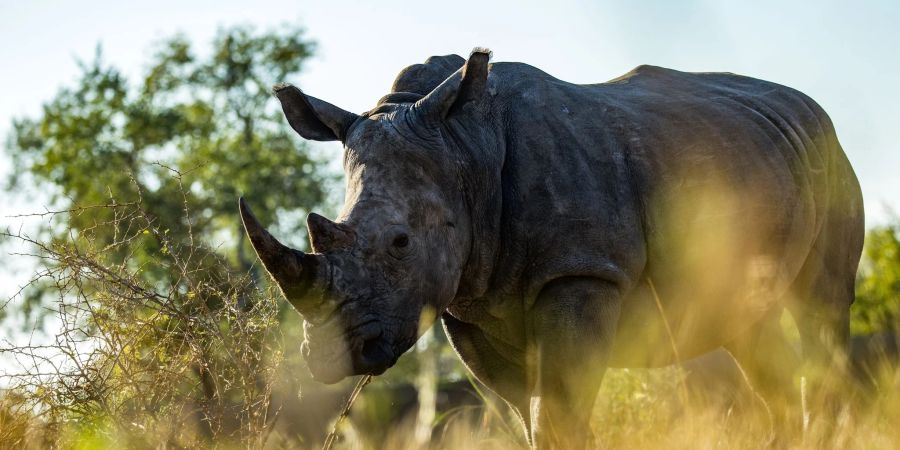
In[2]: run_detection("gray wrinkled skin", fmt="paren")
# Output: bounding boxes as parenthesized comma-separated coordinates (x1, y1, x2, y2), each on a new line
(241, 50, 864, 448)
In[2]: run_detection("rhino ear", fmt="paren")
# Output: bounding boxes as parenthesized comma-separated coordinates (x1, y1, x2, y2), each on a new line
(413, 48, 491, 123)
(273, 84, 360, 142)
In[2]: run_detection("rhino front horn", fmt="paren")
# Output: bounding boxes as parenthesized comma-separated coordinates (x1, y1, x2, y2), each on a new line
(239, 197, 332, 319)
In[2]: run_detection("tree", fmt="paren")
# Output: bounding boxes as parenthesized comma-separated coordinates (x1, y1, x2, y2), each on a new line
(7, 24, 328, 278)
(2, 25, 334, 447)
(7, 25, 333, 320)
(852, 221, 900, 335)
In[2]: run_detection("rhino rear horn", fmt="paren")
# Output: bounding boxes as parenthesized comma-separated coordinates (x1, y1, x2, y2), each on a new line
(273, 84, 359, 142)
(307, 212, 356, 253)
(239, 198, 331, 317)
(413, 47, 491, 122)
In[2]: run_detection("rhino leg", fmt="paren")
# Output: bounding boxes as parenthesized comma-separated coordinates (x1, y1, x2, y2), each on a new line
(787, 274, 853, 425)
(441, 313, 534, 445)
(786, 178, 861, 423)
(723, 308, 802, 435)
(528, 277, 621, 450)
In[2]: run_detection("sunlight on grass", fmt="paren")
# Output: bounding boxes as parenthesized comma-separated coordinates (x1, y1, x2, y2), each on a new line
(2, 332, 898, 449)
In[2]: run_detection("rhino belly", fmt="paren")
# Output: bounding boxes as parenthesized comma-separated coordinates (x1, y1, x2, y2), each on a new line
(608, 273, 788, 368)
(608, 190, 817, 367)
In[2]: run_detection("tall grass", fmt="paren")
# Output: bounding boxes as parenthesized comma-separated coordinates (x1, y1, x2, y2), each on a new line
(344, 358, 898, 450)
(2, 316, 899, 449)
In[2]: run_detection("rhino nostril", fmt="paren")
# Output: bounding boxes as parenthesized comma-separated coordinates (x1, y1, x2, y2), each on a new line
(360, 339, 392, 372)
(361, 339, 382, 360)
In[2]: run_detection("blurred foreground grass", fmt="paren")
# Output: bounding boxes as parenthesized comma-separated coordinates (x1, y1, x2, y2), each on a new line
(3, 349, 898, 449)
(310, 357, 900, 450)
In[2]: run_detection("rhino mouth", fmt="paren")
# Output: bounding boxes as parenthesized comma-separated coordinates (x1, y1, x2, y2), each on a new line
(304, 339, 397, 383)
(303, 319, 402, 383)
(302, 289, 423, 383)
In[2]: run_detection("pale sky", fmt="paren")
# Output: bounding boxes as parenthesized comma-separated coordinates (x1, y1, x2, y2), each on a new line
(1, 0, 898, 305)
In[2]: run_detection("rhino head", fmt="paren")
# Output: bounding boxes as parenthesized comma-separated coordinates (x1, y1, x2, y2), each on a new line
(240, 50, 492, 383)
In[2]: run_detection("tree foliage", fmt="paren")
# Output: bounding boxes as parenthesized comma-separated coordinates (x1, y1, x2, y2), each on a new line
(6, 25, 331, 320)
(7, 25, 328, 256)
(852, 221, 900, 335)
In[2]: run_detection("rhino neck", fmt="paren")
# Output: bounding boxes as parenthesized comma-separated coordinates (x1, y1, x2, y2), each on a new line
(440, 103, 505, 303)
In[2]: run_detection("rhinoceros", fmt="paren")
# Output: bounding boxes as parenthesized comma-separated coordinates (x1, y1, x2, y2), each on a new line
(238, 49, 864, 448)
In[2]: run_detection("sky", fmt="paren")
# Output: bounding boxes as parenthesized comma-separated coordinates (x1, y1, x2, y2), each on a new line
(0, 0, 898, 309)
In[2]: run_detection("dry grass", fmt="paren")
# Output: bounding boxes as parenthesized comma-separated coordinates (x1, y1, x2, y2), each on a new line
(432, 365, 897, 450)
(2, 317, 899, 450)
(278, 357, 900, 450)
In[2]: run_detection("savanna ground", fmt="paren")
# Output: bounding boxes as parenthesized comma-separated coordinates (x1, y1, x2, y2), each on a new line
(1, 25, 898, 450)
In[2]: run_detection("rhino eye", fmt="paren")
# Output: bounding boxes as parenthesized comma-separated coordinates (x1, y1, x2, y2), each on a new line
(392, 233, 409, 248)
